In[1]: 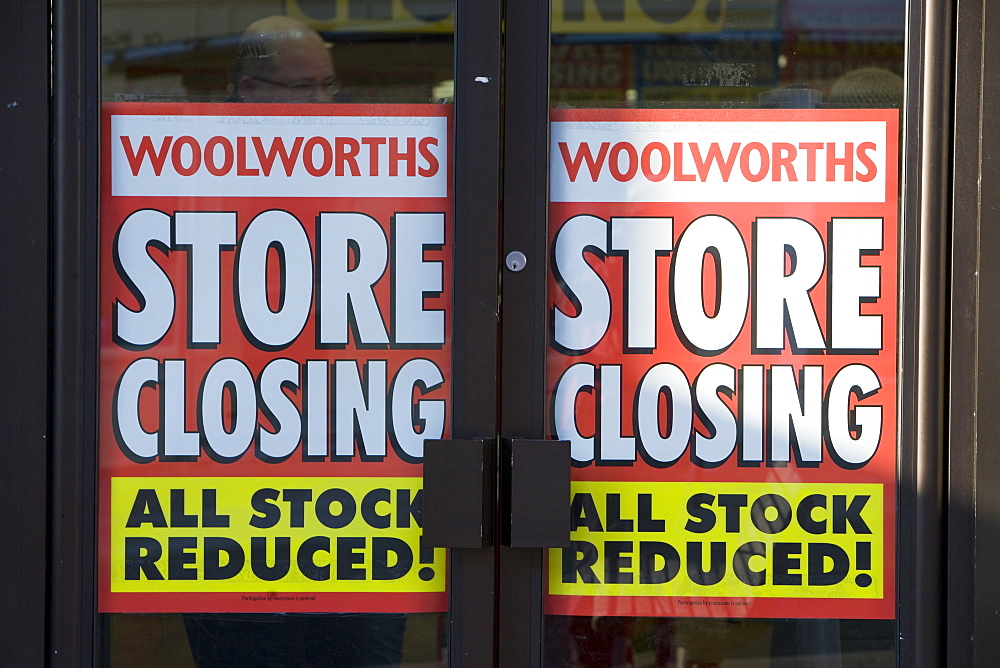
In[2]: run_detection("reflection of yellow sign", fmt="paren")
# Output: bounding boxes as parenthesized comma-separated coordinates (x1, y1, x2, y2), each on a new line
(286, 0, 454, 33)
(286, 0, 733, 34)
(553, 0, 726, 33)
(549, 481, 883, 600)
(111, 477, 445, 594)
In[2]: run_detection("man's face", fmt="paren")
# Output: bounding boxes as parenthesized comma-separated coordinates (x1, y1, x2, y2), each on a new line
(241, 38, 336, 103)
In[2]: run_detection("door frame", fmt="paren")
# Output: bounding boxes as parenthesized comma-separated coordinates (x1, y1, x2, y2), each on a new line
(494, 0, 961, 664)
(898, 0, 953, 662)
(13, 0, 992, 663)
(1, 0, 51, 663)
(497, 0, 553, 665)
(448, 0, 503, 664)
(948, 0, 1000, 664)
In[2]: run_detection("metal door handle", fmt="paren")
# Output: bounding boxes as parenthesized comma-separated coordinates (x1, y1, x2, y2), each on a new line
(502, 438, 571, 548)
(421, 437, 571, 549)
(421, 438, 494, 548)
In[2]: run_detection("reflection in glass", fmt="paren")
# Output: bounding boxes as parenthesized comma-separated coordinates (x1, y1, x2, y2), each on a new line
(549, 0, 904, 109)
(234, 16, 339, 103)
(101, 1, 455, 104)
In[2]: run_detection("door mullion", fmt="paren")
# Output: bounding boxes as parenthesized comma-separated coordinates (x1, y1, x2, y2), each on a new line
(499, 0, 551, 665)
(451, 0, 504, 665)
(49, 0, 100, 662)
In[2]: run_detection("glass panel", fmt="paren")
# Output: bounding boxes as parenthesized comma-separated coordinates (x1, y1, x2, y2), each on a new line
(98, 3, 454, 665)
(548, 0, 904, 109)
(544, 0, 904, 664)
(102, 1, 455, 103)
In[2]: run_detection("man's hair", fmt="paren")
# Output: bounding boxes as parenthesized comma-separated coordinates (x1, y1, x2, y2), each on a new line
(235, 16, 323, 80)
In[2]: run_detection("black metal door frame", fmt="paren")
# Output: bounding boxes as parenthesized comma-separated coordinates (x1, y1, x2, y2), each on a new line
(1, 0, 51, 663)
(10, 0, 997, 663)
(496, 0, 552, 666)
(948, 0, 1000, 664)
(897, 0, 952, 662)
(447, 0, 503, 664)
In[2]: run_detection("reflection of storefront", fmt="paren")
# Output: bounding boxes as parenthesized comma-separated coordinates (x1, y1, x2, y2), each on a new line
(101, 0, 907, 106)
(551, 45, 631, 103)
(781, 0, 905, 98)
(634, 40, 780, 103)
(4, 0, 1000, 664)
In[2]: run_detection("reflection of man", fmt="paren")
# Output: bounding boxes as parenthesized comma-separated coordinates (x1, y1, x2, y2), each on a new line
(235, 16, 338, 102)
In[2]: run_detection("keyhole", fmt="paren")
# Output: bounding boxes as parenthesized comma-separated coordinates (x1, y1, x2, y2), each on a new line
(506, 251, 527, 272)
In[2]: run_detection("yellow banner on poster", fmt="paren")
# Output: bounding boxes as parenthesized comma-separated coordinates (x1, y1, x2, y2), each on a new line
(549, 482, 883, 600)
(110, 477, 445, 594)
(286, 0, 737, 34)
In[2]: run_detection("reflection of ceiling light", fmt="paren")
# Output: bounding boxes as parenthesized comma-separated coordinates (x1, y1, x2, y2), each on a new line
(778, 55, 788, 69)
(432, 79, 454, 101)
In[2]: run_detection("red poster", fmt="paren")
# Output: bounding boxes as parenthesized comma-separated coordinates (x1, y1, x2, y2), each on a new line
(99, 102, 452, 613)
(545, 109, 898, 619)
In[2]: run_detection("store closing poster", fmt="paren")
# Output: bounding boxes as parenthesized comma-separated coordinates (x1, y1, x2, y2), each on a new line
(546, 109, 898, 619)
(99, 103, 451, 613)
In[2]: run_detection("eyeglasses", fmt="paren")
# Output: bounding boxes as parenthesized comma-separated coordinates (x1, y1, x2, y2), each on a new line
(249, 75, 341, 100)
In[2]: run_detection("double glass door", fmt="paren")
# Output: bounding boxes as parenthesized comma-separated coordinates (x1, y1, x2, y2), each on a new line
(96, 1, 906, 665)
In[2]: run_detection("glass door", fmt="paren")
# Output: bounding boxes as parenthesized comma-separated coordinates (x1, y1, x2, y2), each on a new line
(497, 0, 909, 665)
(94, 2, 502, 665)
